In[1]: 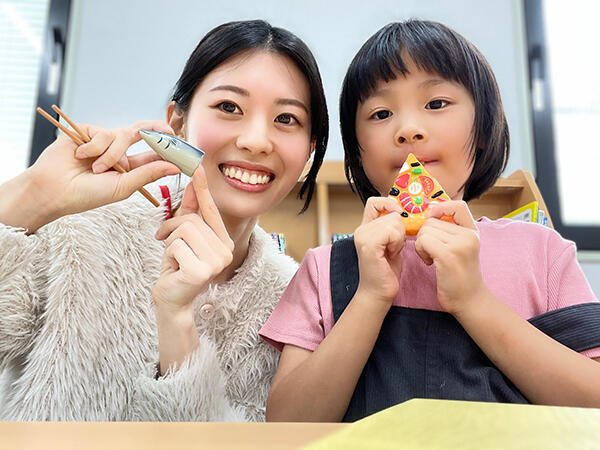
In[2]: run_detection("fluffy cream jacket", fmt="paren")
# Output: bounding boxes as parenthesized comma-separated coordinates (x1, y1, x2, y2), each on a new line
(0, 188, 297, 421)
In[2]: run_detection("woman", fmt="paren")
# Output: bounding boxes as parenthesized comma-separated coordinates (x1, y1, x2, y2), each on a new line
(0, 20, 328, 421)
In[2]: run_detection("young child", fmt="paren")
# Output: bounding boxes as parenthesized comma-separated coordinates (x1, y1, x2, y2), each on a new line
(261, 20, 600, 422)
(0, 20, 328, 421)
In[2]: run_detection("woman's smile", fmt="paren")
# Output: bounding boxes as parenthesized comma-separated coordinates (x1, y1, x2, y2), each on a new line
(219, 162, 274, 192)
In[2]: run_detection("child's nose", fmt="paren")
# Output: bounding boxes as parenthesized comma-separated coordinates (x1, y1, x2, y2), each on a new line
(235, 119, 274, 155)
(395, 124, 428, 144)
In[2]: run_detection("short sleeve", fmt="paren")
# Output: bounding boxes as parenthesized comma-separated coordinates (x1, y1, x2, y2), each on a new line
(259, 248, 327, 352)
(547, 235, 600, 358)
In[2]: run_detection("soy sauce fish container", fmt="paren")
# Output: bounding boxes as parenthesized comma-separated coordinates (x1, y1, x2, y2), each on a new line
(139, 129, 205, 177)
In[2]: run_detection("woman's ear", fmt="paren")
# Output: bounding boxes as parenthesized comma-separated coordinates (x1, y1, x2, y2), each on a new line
(167, 101, 186, 138)
(309, 137, 317, 159)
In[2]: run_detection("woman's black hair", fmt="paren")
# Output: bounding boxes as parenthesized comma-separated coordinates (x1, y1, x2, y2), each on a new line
(340, 20, 509, 204)
(172, 20, 328, 213)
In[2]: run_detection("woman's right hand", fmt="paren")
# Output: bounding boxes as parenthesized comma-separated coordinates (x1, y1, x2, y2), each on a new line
(353, 197, 406, 306)
(0, 121, 180, 232)
(152, 165, 234, 313)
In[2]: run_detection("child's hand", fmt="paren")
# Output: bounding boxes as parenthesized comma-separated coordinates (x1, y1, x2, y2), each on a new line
(152, 165, 234, 312)
(26, 121, 180, 228)
(415, 200, 487, 316)
(354, 197, 406, 306)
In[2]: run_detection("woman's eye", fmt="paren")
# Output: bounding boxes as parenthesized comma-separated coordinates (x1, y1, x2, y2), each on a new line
(275, 113, 299, 125)
(371, 110, 393, 120)
(218, 102, 240, 114)
(426, 99, 449, 110)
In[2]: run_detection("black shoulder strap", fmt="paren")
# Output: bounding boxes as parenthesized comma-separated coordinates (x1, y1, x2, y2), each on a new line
(330, 237, 360, 323)
(528, 302, 600, 352)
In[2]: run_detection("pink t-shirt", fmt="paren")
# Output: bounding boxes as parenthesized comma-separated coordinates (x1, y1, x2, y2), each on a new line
(260, 218, 600, 359)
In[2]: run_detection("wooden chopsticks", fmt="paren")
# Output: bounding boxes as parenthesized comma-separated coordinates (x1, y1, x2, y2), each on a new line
(36, 105, 160, 207)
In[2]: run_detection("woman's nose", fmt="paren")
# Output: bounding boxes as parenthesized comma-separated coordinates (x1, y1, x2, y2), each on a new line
(236, 119, 273, 155)
(394, 123, 428, 144)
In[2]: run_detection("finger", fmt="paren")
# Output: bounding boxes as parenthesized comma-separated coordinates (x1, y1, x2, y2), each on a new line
(165, 238, 198, 273)
(127, 151, 178, 171)
(178, 181, 200, 217)
(130, 120, 175, 141)
(75, 128, 115, 160)
(112, 160, 180, 200)
(427, 200, 477, 231)
(92, 128, 141, 173)
(167, 221, 233, 272)
(361, 196, 403, 225)
(418, 220, 452, 245)
(415, 232, 445, 266)
(189, 165, 231, 247)
(380, 212, 406, 255)
(117, 155, 130, 172)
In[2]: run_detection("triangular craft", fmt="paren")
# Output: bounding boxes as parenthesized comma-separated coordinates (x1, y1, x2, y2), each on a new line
(386, 153, 452, 235)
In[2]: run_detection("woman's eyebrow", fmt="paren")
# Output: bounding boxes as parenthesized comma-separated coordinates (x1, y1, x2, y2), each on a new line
(276, 98, 309, 114)
(209, 85, 249, 96)
(208, 85, 308, 113)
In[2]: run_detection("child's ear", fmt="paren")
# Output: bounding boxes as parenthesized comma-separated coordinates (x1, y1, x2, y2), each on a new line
(166, 101, 186, 138)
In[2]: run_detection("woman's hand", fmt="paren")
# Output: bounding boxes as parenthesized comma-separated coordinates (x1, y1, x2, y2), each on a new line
(353, 197, 406, 306)
(152, 165, 234, 313)
(415, 200, 487, 316)
(8, 121, 180, 231)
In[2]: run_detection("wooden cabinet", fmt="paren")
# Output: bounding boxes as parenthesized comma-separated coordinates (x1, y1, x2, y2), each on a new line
(259, 161, 552, 262)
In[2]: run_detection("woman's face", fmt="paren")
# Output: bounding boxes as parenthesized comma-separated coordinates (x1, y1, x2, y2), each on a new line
(181, 50, 312, 221)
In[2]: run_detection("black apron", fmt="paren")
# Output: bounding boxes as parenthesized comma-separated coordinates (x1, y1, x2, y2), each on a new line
(330, 237, 600, 422)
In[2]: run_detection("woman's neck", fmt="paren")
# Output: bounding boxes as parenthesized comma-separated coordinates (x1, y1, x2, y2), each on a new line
(212, 215, 258, 285)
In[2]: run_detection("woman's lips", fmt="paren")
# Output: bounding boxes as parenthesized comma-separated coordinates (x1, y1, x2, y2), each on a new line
(219, 163, 274, 193)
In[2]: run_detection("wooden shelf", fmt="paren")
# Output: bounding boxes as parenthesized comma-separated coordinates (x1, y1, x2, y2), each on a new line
(259, 161, 552, 262)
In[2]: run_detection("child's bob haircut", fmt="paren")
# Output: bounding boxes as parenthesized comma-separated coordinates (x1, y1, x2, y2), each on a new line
(340, 20, 509, 204)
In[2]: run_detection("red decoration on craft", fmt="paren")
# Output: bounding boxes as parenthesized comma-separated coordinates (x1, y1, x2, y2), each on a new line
(159, 185, 172, 220)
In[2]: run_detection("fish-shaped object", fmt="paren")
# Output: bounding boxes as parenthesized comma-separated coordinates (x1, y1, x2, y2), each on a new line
(139, 129, 204, 177)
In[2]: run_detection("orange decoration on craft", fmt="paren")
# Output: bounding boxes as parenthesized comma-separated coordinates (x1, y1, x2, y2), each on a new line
(384, 153, 453, 235)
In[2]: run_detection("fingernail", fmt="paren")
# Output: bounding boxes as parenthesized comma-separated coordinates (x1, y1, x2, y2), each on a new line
(75, 147, 87, 159)
(92, 162, 107, 174)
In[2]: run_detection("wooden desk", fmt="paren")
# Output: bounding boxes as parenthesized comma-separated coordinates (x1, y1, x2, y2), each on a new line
(0, 422, 344, 450)
(3, 399, 599, 449)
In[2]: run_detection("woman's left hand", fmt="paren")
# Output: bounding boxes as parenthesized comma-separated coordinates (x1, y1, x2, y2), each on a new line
(414, 200, 487, 316)
(152, 165, 234, 313)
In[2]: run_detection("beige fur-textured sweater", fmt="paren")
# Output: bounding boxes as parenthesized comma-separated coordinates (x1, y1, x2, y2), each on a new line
(0, 189, 297, 421)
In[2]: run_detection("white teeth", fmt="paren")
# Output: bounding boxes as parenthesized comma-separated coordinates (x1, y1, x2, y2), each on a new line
(222, 166, 271, 185)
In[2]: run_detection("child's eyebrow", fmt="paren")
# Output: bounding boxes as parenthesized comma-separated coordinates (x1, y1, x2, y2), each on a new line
(419, 78, 449, 88)
(419, 78, 451, 88)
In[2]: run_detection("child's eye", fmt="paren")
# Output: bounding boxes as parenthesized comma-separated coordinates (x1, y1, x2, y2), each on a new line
(426, 99, 449, 110)
(275, 113, 300, 126)
(217, 101, 242, 114)
(370, 110, 393, 120)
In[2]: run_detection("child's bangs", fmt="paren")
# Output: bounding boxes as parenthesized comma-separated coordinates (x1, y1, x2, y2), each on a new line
(350, 23, 470, 104)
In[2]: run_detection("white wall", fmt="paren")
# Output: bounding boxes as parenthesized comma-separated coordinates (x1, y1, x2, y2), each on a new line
(62, 0, 532, 169)
(60, 0, 599, 296)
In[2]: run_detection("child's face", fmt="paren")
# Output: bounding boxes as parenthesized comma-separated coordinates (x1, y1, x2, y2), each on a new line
(183, 51, 312, 221)
(355, 58, 475, 200)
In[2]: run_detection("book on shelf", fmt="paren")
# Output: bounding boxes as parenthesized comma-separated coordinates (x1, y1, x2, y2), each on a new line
(503, 201, 548, 226)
